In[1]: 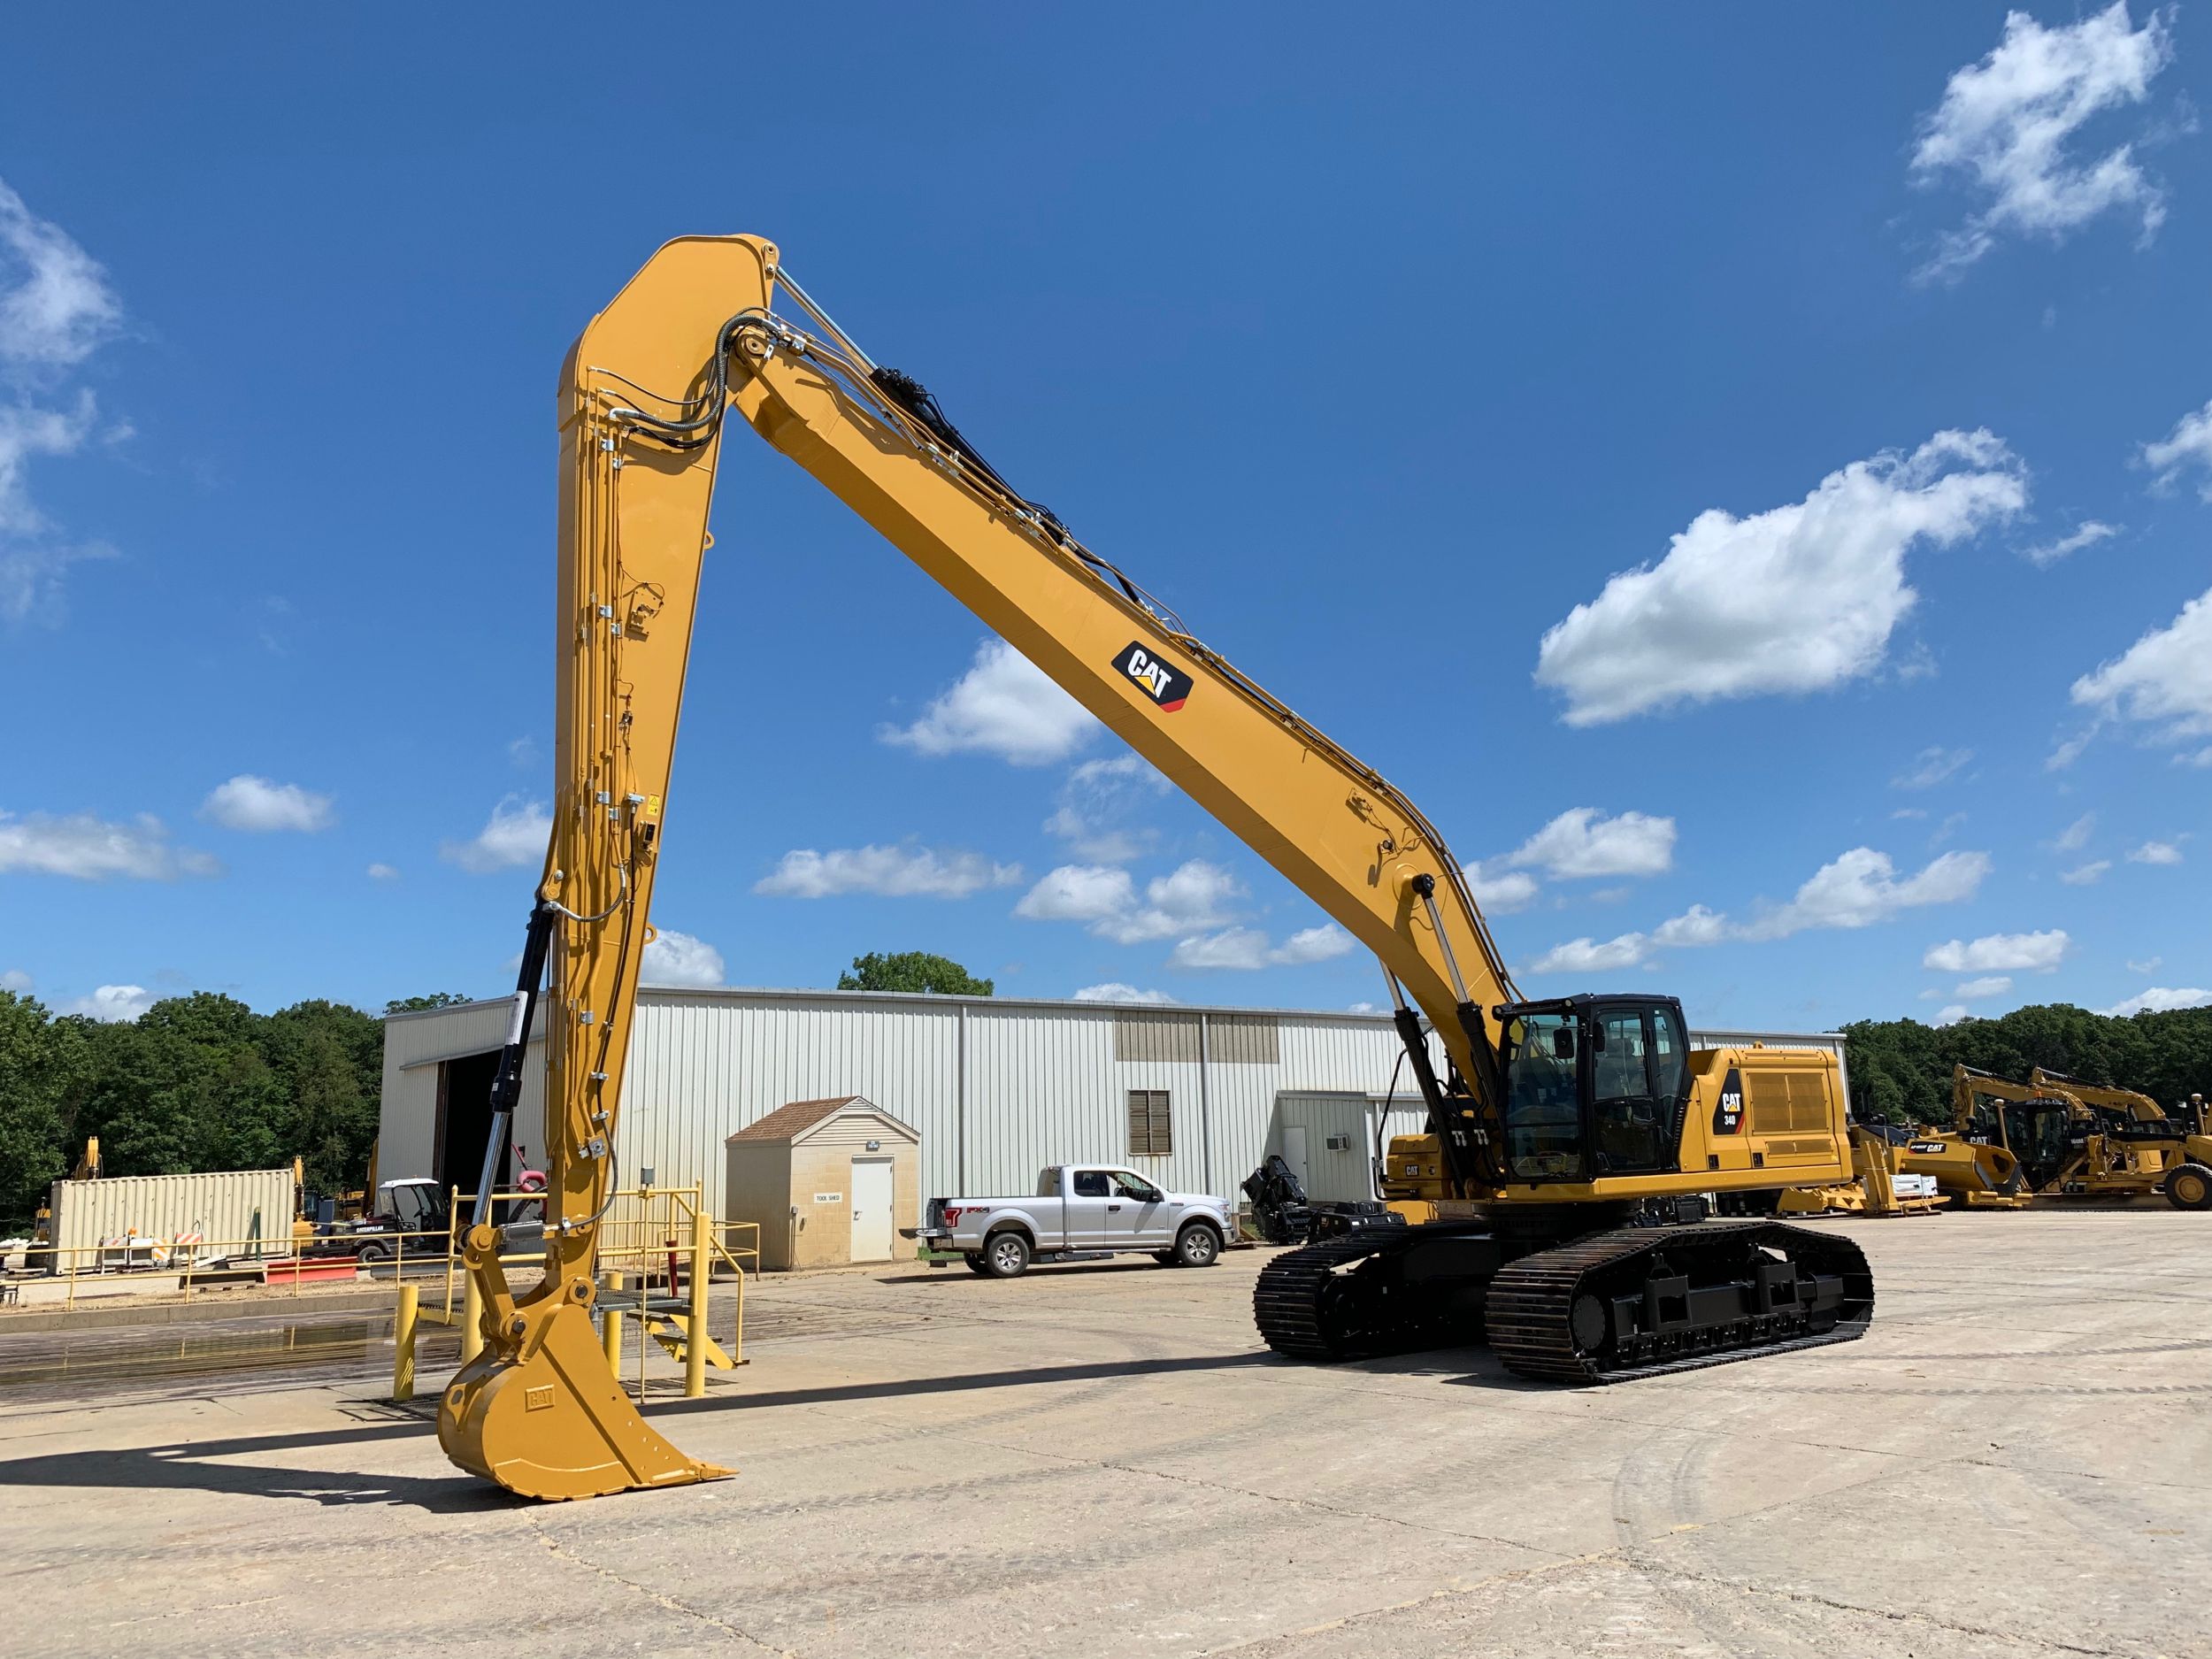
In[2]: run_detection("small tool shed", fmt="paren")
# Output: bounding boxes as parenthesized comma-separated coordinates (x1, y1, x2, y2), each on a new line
(726, 1095, 921, 1271)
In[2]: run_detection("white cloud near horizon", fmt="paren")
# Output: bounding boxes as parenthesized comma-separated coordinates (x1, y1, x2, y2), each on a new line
(1071, 981, 1178, 1005)
(1168, 923, 1355, 972)
(1924, 929, 2069, 974)
(1909, 3, 2175, 282)
(641, 927, 726, 987)
(1015, 858, 1242, 944)
(755, 844, 1022, 900)
(200, 774, 334, 833)
(2104, 986, 2212, 1017)
(0, 809, 219, 879)
(1955, 975, 2015, 1000)
(1535, 432, 2026, 725)
(1522, 847, 1988, 975)
(59, 983, 153, 1022)
(880, 638, 1097, 765)
(1504, 808, 1675, 879)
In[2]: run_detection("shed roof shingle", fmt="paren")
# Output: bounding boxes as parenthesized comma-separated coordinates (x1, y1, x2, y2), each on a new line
(728, 1095, 867, 1143)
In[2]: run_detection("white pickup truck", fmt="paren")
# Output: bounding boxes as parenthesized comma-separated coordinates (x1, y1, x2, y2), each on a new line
(911, 1164, 1233, 1278)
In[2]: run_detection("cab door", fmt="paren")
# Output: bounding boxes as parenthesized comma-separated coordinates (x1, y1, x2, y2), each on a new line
(1063, 1168, 1114, 1248)
(1108, 1171, 1174, 1246)
(1590, 1005, 1678, 1177)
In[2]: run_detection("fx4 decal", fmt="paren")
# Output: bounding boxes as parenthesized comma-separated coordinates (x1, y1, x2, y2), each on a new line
(1112, 641, 1192, 712)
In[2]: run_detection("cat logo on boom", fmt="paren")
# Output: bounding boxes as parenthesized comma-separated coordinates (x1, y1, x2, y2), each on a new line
(1112, 641, 1193, 712)
(1711, 1066, 1746, 1136)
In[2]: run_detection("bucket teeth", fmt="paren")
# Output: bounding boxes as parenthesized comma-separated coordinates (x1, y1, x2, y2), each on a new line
(437, 1301, 728, 1502)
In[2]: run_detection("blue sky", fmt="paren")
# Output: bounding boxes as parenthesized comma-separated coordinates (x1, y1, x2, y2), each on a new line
(3, 4, 2208, 1030)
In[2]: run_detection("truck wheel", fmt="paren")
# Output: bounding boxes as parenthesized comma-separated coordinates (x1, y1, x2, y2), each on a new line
(2165, 1163, 2212, 1211)
(963, 1252, 991, 1274)
(982, 1232, 1032, 1278)
(355, 1240, 391, 1265)
(1172, 1223, 1222, 1268)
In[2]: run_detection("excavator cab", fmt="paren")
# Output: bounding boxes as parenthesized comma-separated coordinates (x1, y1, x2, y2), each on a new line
(1497, 995, 1690, 1181)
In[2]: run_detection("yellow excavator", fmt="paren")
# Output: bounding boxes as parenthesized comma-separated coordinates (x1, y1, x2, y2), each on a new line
(1948, 1064, 2212, 1208)
(439, 234, 1875, 1502)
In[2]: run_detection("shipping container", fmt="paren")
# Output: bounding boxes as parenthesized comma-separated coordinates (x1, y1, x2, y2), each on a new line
(47, 1166, 297, 1265)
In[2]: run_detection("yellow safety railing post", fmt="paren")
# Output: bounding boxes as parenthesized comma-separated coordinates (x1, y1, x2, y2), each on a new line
(461, 1260, 484, 1365)
(393, 1283, 419, 1402)
(685, 1209, 710, 1399)
(602, 1271, 625, 1377)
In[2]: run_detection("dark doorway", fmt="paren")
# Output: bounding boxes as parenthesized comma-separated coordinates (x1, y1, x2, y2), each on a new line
(435, 1051, 511, 1201)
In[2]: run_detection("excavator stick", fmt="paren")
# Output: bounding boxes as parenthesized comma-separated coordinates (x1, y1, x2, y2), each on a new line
(438, 1226, 728, 1502)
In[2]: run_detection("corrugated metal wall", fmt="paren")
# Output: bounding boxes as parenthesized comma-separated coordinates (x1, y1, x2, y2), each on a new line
(48, 1167, 296, 1258)
(380, 991, 1848, 1233)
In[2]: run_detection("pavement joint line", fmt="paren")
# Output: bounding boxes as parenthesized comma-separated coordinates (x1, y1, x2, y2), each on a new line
(529, 1521, 797, 1654)
(1615, 1554, 2134, 1658)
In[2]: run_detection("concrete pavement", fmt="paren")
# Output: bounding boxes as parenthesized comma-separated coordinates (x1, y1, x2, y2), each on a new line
(1, 1210, 2205, 1657)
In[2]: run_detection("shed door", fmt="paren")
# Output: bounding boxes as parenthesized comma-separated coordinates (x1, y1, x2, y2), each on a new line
(850, 1157, 895, 1263)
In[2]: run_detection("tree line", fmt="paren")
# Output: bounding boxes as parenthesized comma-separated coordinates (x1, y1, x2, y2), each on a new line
(1843, 1002, 2212, 1125)
(0, 988, 410, 1233)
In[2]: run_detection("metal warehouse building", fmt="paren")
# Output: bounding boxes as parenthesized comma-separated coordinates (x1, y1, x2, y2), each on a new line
(380, 987, 1847, 1251)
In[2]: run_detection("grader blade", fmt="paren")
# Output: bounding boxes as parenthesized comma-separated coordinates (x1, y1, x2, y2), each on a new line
(437, 1297, 728, 1502)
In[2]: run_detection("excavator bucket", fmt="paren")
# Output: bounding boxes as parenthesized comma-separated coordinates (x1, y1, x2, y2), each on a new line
(437, 1296, 729, 1502)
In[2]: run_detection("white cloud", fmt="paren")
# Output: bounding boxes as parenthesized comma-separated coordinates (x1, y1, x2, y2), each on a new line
(641, 927, 725, 987)
(2141, 399, 2212, 499)
(1923, 929, 2069, 974)
(59, 984, 152, 1023)
(1747, 848, 1990, 939)
(2055, 811, 2096, 852)
(2127, 956, 2162, 975)
(366, 862, 400, 881)
(0, 179, 120, 370)
(1526, 933, 1651, 975)
(1168, 922, 1356, 971)
(2023, 520, 2119, 565)
(1346, 1001, 1382, 1015)
(1071, 982, 1178, 1005)
(1892, 747, 1974, 790)
(1891, 807, 1929, 821)
(0, 810, 219, 880)
(756, 843, 1022, 899)
(1909, 2, 2175, 281)
(0, 180, 125, 626)
(1651, 904, 1729, 948)
(200, 774, 334, 833)
(2060, 860, 2110, 886)
(0, 968, 30, 995)
(1535, 432, 2026, 725)
(1016, 858, 1244, 945)
(880, 637, 1097, 765)
(1505, 808, 1675, 879)
(2070, 583, 2212, 759)
(1044, 754, 1172, 862)
(441, 796, 551, 874)
(1467, 863, 1540, 913)
(1955, 974, 2014, 999)
(1934, 1004, 1972, 1027)
(2103, 986, 2212, 1018)
(2127, 839, 2183, 865)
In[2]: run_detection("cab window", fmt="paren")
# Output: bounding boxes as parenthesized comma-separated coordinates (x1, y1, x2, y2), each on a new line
(1036, 1168, 1062, 1197)
(1071, 1170, 1110, 1198)
(1502, 1010, 1586, 1180)
(1112, 1172, 1161, 1202)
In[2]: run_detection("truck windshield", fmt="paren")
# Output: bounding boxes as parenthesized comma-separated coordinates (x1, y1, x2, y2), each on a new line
(1501, 1010, 1586, 1180)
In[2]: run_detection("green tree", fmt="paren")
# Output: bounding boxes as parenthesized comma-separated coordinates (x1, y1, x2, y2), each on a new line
(0, 990, 88, 1230)
(263, 999, 383, 1191)
(836, 951, 994, 996)
(385, 992, 475, 1014)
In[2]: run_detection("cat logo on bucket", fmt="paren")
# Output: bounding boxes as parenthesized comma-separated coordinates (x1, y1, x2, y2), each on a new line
(1112, 641, 1193, 712)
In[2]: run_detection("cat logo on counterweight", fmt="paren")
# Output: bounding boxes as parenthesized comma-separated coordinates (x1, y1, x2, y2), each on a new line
(1112, 641, 1193, 712)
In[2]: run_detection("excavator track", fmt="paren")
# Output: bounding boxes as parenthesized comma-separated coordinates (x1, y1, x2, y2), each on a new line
(1254, 1220, 1873, 1382)
(1252, 1225, 1489, 1361)
(1487, 1221, 1873, 1384)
